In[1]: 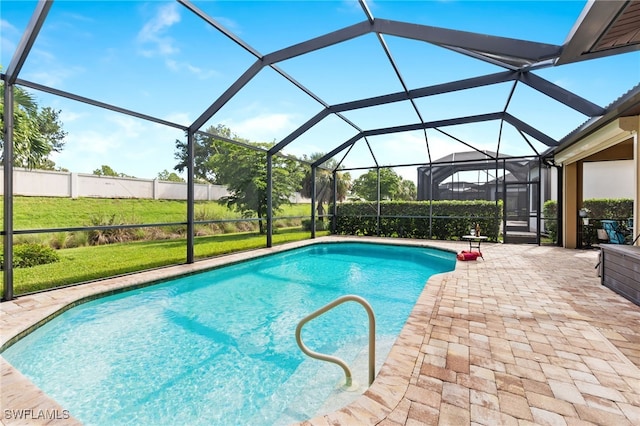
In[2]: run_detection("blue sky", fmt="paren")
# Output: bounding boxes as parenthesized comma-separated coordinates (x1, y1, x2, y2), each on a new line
(1, 0, 639, 182)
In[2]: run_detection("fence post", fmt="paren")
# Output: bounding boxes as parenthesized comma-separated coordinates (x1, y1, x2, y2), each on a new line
(70, 172, 78, 199)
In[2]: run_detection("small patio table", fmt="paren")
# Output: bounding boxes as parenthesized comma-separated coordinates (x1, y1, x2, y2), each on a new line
(461, 235, 488, 259)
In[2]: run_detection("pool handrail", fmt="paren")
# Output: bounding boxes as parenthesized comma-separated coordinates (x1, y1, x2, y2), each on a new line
(295, 294, 376, 387)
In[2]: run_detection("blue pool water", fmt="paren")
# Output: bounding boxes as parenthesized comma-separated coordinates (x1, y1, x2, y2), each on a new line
(3, 242, 455, 425)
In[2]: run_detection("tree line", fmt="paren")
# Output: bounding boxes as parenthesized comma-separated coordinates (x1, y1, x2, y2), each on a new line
(1, 83, 417, 230)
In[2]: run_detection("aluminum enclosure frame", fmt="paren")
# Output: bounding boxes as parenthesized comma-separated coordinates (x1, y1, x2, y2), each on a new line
(2, 0, 638, 300)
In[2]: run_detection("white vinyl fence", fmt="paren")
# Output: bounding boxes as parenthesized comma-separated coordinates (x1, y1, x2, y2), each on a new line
(0, 168, 310, 203)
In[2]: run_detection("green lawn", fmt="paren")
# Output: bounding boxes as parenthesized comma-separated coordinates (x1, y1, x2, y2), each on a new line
(7, 229, 329, 295)
(0, 197, 323, 296)
(2, 196, 312, 229)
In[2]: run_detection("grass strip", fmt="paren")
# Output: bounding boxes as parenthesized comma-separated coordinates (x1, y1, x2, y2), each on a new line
(2, 196, 312, 229)
(9, 229, 329, 295)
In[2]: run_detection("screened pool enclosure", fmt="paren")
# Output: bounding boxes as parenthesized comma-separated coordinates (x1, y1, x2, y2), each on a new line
(2, 0, 639, 299)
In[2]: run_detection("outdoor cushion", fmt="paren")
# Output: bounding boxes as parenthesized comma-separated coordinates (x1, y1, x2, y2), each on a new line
(457, 250, 480, 261)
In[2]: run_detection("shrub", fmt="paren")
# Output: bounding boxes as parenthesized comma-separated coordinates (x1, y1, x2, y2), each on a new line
(301, 219, 329, 232)
(0, 243, 60, 269)
(334, 200, 502, 241)
(583, 198, 633, 219)
(543, 200, 558, 242)
(542, 198, 632, 244)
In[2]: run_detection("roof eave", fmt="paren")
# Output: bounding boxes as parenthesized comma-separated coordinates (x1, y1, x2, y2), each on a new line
(546, 84, 640, 158)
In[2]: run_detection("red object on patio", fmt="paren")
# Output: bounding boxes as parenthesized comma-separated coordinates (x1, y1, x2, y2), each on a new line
(457, 250, 481, 261)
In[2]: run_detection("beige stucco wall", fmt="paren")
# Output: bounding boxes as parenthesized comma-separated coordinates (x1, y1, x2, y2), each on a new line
(555, 115, 639, 248)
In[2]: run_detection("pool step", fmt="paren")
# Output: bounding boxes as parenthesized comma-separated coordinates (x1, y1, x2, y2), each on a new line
(248, 336, 396, 425)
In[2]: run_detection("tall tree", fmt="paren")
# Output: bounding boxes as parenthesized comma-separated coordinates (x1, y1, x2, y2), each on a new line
(300, 153, 351, 219)
(397, 179, 417, 201)
(157, 169, 185, 182)
(174, 124, 235, 184)
(351, 168, 403, 201)
(0, 81, 67, 169)
(174, 124, 304, 233)
(93, 165, 134, 178)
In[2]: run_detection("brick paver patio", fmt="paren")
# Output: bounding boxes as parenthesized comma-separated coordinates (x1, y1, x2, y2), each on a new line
(2, 236, 639, 425)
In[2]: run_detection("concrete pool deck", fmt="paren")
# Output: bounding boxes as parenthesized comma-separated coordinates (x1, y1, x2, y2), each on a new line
(1, 236, 639, 425)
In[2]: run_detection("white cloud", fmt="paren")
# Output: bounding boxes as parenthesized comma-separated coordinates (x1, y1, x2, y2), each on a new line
(223, 113, 298, 142)
(109, 115, 147, 138)
(59, 110, 86, 123)
(1, 19, 19, 61)
(0, 19, 17, 34)
(163, 112, 191, 127)
(67, 129, 120, 155)
(137, 3, 181, 57)
(55, 111, 182, 177)
(26, 63, 85, 89)
(165, 59, 218, 80)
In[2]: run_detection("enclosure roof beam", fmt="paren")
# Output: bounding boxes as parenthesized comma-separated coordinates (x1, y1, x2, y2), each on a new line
(188, 12, 553, 135)
(330, 71, 518, 113)
(312, 133, 364, 167)
(434, 128, 498, 160)
(519, 72, 606, 117)
(270, 71, 517, 158)
(313, 110, 556, 169)
(15, 78, 188, 131)
(373, 19, 562, 66)
(362, 112, 504, 137)
(5, 0, 52, 84)
(310, 113, 503, 167)
(262, 21, 372, 65)
(181, 0, 359, 133)
(268, 66, 364, 141)
(359, 0, 375, 24)
(364, 0, 430, 165)
(439, 45, 521, 71)
(268, 109, 331, 155)
(189, 60, 263, 133)
(503, 113, 558, 147)
(178, 0, 262, 59)
(184, 3, 365, 138)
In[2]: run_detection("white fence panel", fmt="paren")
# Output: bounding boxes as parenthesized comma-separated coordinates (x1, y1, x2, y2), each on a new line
(0, 168, 308, 203)
(76, 174, 154, 199)
(12, 169, 71, 197)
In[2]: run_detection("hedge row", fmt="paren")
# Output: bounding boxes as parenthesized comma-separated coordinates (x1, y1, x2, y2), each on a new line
(582, 198, 633, 219)
(543, 198, 633, 243)
(334, 200, 502, 241)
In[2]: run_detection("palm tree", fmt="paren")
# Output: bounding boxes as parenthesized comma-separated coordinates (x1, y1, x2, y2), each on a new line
(0, 82, 50, 168)
(301, 153, 351, 220)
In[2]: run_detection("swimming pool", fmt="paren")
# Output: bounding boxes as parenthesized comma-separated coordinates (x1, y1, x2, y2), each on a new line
(2, 242, 455, 425)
